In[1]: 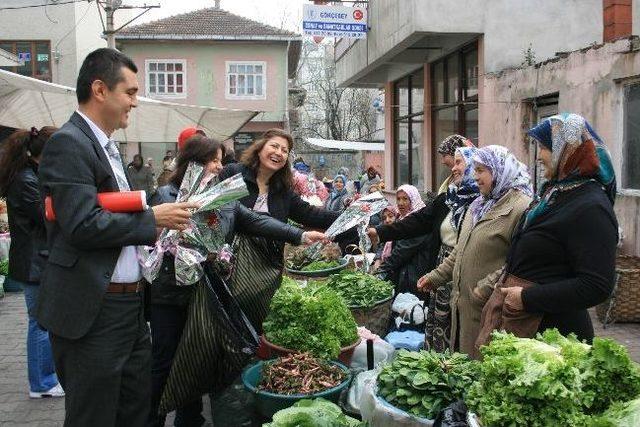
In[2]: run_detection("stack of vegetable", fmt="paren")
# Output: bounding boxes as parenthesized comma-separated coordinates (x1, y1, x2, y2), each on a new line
(377, 350, 479, 419)
(263, 277, 358, 360)
(323, 270, 394, 308)
(0, 259, 8, 276)
(259, 353, 346, 395)
(592, 397, 640, 427)
(467, 329, 640, 427)
(264, 399, 364, 427)
(301, 260, 341, 272)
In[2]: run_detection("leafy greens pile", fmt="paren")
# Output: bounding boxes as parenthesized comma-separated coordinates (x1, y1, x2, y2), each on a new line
(467, 330, 640, 427)
(377, 350, 479, 419)
(323, 270, 394, 308)
(0, 259, 8, 276)
(301, 260, 342, 272)
(264, 398, 364, 427)
(263, 277, 358, 360)
(592, 397, 640, 427)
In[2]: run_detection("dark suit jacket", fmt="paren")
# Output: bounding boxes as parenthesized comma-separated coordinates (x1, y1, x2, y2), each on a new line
(37, 112, 157, 339)
(6, 164, 48, 283)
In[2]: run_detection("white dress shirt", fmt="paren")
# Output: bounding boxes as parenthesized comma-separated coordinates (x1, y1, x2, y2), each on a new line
(76, 110, 142, 283)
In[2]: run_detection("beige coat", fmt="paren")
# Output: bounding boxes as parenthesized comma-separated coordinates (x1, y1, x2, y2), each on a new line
(425, 189, 532, 355)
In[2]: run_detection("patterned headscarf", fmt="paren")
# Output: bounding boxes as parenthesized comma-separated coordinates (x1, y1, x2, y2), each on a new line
(469, 145, 533, 226)
(397, 184, 426, 219)
(437, 134, 472, 156)
(525, 113, 616, 227)
(445, 147, 480, 229)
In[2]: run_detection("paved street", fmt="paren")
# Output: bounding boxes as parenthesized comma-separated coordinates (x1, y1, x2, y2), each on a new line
(1, 290, 639, 426)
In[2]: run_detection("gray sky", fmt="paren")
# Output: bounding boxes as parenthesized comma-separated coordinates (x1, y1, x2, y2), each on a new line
(131, 0, 304, 32)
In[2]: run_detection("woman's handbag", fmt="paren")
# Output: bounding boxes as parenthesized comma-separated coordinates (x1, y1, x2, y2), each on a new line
(474, 274, 542, 359)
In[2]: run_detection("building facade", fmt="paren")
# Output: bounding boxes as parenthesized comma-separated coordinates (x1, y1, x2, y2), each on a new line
(335, 0, 640, 256)
(116, 6, 301, 161)
(0, 0, 132, 86)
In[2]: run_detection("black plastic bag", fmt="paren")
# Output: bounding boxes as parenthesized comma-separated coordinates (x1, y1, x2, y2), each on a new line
(159, 263, 259, 414)
(434, 400, 469, 427)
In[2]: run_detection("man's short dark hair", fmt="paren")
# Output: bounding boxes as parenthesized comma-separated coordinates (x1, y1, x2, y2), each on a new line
(76, 48, 138, 104)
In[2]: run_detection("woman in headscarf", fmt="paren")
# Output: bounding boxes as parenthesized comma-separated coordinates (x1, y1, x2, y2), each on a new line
(479, 114, 617, 346)
(376, 185, 431, 297)
(417, 145, 533, 355)
(437, 134, 473, 194)
(325, 174, 349, 211)
(424, 146, 480, 351)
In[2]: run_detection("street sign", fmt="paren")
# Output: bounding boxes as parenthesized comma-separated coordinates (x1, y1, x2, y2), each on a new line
(18, 52, 31, 62)
(302, 4, 368, 39)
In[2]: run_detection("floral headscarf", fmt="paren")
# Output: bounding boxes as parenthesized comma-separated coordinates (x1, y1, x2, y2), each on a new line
(445, 147, 480, 229)
(469, 145, 533, 226)
(397, 184, 426, 219)
(437, 134, 472, 156)
(525, 113, 616, 227)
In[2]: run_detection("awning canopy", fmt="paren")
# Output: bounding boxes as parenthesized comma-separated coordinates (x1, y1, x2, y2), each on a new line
(0, 69, 258, 143)
(0, 48, 21, 67)
(306, 137, 385, 151)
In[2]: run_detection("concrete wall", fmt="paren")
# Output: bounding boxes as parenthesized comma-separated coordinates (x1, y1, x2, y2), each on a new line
(482, 38, 640, 256)
(120, 41, 288, 123)
(336, 0, 603, 86)
(634, 0, 640, 36)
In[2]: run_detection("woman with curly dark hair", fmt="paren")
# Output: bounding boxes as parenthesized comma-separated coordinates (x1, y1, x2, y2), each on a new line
(0, 126, 65, 398)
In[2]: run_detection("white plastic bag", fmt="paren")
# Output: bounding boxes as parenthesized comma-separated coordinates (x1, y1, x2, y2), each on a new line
(349, 338, 395, 372)
(391, 293, 426, 327)
(360, 372, 433, 426)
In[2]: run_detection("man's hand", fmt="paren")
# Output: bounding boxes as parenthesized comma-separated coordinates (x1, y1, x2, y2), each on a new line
(301, 231, 330, 245)
(500, 286, 524, 312)
(416, 275, 433, 293)
(151, 202, 200, 231)
(367, 227, 379, 246)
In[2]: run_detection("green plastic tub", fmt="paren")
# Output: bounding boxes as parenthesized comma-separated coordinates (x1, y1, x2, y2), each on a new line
(242, 359, 352, 419)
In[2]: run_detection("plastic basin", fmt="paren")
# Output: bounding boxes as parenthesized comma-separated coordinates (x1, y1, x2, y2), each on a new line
(242, 359, 352, 419)
(259, 335, 361, 365)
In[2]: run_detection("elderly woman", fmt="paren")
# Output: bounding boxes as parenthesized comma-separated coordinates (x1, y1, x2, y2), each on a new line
(483, 114, 617, 345)
(437, 134, 473, 194)
(326, 174, 349, 211)
(418, 145, 533, 355)
(376, 185, 431, 296)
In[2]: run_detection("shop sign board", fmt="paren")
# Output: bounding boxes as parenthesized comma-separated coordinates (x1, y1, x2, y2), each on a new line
(302, 4, 367, 39)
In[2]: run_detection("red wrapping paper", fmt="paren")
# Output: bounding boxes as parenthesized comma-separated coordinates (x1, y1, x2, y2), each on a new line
(45, 191, 147, 221)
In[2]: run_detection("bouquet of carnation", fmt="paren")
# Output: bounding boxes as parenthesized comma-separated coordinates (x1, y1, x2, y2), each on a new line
(138, 162, 249, 286)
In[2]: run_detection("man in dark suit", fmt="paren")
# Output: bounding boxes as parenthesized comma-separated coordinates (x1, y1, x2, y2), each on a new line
(37, 48, 197, 426)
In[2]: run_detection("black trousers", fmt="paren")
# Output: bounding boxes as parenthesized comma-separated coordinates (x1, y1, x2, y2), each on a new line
(148, 303, 204, 427)
(50, 292, 151, 427)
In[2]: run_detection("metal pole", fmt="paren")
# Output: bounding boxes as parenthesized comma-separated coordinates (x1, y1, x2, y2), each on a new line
(105, 0, 116, 49)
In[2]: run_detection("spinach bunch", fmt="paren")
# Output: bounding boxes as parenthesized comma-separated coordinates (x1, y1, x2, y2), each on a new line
(323, 270, 394, 308)
(0, 259, 7, 276)
(377, 350, 479, 419)
(263, 277, 358, 360)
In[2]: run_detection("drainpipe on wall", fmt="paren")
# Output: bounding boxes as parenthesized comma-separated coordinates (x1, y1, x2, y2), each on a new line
(284, 40, 291, 131)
